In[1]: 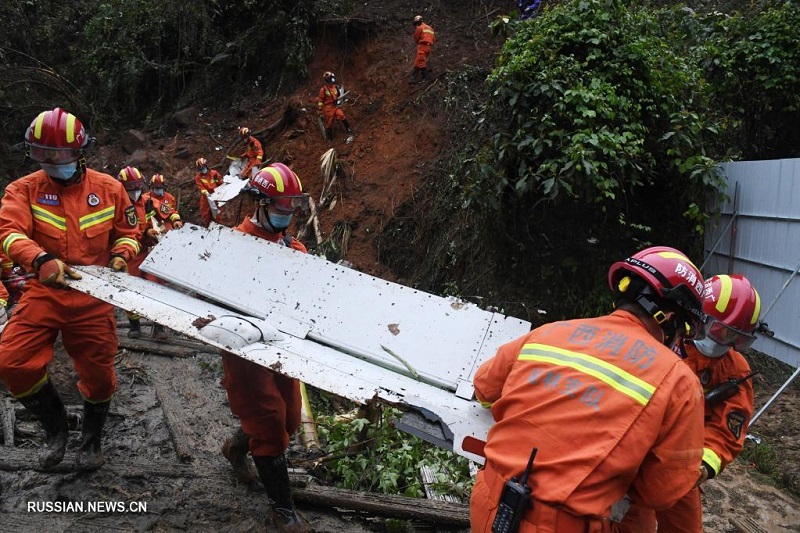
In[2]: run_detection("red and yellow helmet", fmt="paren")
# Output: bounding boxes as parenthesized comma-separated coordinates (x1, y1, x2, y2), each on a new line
(702, 275, 761, 351)
(24, 107, 89, 164)
(609, 246, 706, 339)
(196, 157, 208, 169)
(247, 163, 309, 213)
(150, 173, 166, 187)
(117, 166, 145, 191)
(238, 126, 250, 138)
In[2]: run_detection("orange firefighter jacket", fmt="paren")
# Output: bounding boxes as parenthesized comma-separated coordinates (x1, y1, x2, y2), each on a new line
(414, 22, 435, 46)
(318, 84, 344, 112)
(682, 340, 754, 478)
(145, 191, 182, 229)
(194, 169, 224, 195)
(472, 309, 704, 522)
(0, 169, 141, 271)
(127, 196, 159, 276)
(241, 137, 263, 166)
(0, 252, 13, 306)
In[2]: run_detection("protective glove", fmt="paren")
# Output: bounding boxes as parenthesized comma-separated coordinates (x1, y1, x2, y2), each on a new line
(35, 254, 82, 288)
(108, 255, 128, 273)
(145, 228, 160, 240)
(201, 189, 209, 196)
(696, 464, 710, 487)
(0, 301, 7, 326)
(172, 220, 184, 230)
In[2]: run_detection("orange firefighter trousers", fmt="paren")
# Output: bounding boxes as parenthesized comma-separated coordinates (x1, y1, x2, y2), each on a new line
(615, 487, 702, 533)
(0, 283, 118, 401)
(221, 352, 301, 456)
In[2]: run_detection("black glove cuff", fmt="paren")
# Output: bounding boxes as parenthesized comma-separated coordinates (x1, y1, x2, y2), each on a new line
(702, 461, 716, 480)
(33, 253, 56, 272)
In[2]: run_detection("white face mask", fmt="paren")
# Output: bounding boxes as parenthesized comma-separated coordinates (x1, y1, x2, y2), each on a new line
(128, 190, 142, 202)
(41, 161, 78, 181)
(694, 336, 729, 358)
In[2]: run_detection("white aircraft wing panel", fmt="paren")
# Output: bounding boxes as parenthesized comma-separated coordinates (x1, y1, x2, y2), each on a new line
(141, 225, 531, 393)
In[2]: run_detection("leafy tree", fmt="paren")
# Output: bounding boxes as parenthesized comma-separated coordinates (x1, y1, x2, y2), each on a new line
(474, 0, 723, 216)
(697, 2, 800, 159)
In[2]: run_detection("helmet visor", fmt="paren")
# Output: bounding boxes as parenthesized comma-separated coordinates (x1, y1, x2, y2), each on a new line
(261, 194, 310, 214)
(27, 143, 82, 164)
(705, 318, 756, 351)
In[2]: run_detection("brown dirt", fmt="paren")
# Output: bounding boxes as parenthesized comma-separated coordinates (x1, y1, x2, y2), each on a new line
(2, 1, 800, 531)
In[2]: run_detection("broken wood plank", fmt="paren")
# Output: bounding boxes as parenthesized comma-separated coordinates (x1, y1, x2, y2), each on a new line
(3, 397, 15, 446)
(730, 516, 769, 533)
(293, 484, 470, 526)
(420, 465, 461, 503)
(299, 383, 321, 452)
(152, 377, 194, 462)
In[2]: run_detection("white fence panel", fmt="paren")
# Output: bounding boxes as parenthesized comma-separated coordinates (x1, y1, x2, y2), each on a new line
(704, 159, 800, 368)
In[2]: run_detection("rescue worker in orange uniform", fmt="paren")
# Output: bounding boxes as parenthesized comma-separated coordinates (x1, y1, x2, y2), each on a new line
(219, 162, 310, 532)
(0, 253, 10, 330)
(238, 126, 263, 180)
(317, 71, 354, 142)
(0, 108, 140, 470)
(145, 173, 183, 231)
(194, 157, 224, 226)
(618, 274, 765, 533)
(116, 166, 163, 340)
(411, 15, 435, 83)
(470, 246, 707, 532)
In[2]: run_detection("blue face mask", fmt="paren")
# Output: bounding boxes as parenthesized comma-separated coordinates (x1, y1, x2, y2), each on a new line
(268, 212, 293, 231)
(41, 162, 78, 181)
(693, 336, 729, 358)
(128, 190, 142, 202)
(153, 188, 165, 197)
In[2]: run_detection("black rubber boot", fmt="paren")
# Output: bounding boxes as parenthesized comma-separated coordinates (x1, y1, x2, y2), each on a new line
(409, 67, 420, 83)
(325, 128, 333, 142)
(253, 454, 308, 532)
(221, 428, 258, 484)
(152, 323, 168, 341)
(342, 120, 352, 134)
(16, 380, 69, 468)
(127, 318, 141, 339)
(77, 399, 111, 470)
(421, 67, 430, 81)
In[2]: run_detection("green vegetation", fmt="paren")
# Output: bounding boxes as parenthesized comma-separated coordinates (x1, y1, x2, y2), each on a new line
(314, 402, 473, 499)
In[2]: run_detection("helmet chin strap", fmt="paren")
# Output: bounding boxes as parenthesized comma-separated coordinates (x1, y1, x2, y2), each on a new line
(635, 291, 678, 346)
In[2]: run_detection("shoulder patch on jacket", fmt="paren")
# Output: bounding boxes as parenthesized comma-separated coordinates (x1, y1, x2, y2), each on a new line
(125, 205, 138, 227)
(727, 411, 746, 440)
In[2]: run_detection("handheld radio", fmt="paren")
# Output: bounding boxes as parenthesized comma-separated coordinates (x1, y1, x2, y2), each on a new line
(491, 447, 538, 533)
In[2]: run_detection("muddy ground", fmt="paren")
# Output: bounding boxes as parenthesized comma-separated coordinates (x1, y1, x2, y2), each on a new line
(1, 0, 799, 531)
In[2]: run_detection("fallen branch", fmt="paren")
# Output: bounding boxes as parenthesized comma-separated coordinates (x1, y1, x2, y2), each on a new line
(117, 336, 198, 358)
(293, 484, 470, 526)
